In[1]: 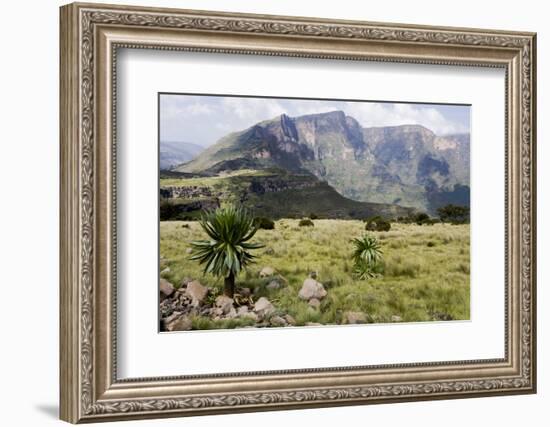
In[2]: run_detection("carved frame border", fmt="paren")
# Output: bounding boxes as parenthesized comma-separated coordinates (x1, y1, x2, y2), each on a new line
(60, 2, 536, 423)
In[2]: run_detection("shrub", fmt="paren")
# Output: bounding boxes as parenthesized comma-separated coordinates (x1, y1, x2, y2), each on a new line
(351, 234, 383, 280)
(299, 218, 314, 227)
(254, 217, 275, 230)
(437, 204, 470, 224)
(159, 200, 179, 221)
(413, 212, 430, 225)
(309, 213, 319, 220)
(365, 216, 391, 232)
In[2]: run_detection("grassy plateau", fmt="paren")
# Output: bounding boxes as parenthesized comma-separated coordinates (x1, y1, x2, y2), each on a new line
(160, 220, 470, 328)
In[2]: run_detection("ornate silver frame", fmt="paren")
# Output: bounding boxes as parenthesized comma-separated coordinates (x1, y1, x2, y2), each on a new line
(60, 2, 536, 423)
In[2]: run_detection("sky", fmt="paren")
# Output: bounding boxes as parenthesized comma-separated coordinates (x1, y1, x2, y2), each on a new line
(160, 93, 471, 147)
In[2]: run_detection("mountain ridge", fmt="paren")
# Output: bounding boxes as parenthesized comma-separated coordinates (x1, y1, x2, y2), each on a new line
(175, 110, 470, 213)
(160, 140, 205, 170)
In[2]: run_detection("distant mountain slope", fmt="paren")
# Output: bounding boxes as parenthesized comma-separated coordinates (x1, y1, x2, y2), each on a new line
(159, 169, 414, 220)
(160, 141, 204, 170)
(176, 110, 470, 213)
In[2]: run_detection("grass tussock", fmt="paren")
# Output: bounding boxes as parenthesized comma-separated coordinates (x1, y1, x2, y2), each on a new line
(160, 220, 470, 325)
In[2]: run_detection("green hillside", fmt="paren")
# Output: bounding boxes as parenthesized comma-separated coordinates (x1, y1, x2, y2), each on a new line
(160, 169, 414, 220)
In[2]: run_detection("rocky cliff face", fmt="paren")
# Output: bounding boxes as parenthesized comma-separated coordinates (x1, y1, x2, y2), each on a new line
(177, 110, 470, 213)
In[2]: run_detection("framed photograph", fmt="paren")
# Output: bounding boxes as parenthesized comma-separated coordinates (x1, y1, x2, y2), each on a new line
(60, 2, 537, 423)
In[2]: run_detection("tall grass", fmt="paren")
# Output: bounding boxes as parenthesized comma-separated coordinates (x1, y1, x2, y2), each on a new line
(160, 220, 470, 325)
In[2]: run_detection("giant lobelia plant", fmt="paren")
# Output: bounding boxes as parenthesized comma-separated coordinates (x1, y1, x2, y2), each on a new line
(190, 206, 264, 298)
(351, 234, 383, 280)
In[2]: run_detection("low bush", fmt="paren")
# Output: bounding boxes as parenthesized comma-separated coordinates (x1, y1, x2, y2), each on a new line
(413, 213, 430, 225)
(299, 218, 314, 227)
(437, 204, 470, 224)
(365, 216, 391, 232)
(254, 217, 275, 230)
(309, 213, 319, 220)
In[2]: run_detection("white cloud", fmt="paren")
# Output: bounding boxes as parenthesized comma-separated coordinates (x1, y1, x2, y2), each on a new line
(222, 97, 285, 124)
(160, 94, 469, 146)
(344, 102, 468, 135)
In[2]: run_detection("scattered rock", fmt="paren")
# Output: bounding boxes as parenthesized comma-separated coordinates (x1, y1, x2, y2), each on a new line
(254, 297, 275, 318)
(226, 306, 238, 318)
(215, 295, 234, 314)
(284, 314, 296, 326)
(242, 311, 259, 322)
(305, 322, 322, 326)
(236, 287, 252, 297)
(179, 277, 193, 288)
(266, 279, 282, 290)
(259, 266, 276, 278)
(185, 248, 193, 254)
(237, 305, 249, 316)
(185, 280, 208, 306)
(159, 278, 175, 301)
(160, 276, 302, 330)
(308, 298, 321, 309)
(270, 315, 287, 327)
(298, 278, 327, 301)
(344, 311, 367, 324)
(391, 315, 403, 323)
(166, 315, 192, 331)
(163, 311, 182, 326)
(210, 307, 223, 319)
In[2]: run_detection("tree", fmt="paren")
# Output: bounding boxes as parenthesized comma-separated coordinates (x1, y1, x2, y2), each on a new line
(190, 206, 264, 298)
(365, 216, 391, 232)
(351, 234, 383, 280)
(413, 212, 430, 225)
(437, 204, 470, 224)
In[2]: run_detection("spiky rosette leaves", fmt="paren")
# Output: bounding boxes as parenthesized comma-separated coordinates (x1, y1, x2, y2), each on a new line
(190, 206, 264, 279)
(351, 234, 383, 280)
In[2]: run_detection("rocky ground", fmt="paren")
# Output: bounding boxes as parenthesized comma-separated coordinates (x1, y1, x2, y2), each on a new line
(159, 266, 354, 332)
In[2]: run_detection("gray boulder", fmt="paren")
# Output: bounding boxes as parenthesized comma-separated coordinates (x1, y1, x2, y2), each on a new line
(178, 277, 193, 288)
(185, 280, 208, 306)
(215, 295, 234, 314)
(159, 278, 175, 301)
(344, 311, 367, 324)
(254, 297, 275, 318)
(237, 305, 249, 316)
(270, 315, 287, 327)
(266, 279, 282, 290)
(284, 314, 296, 326)
(259, 266, 276, 278)
(298, 278, 327, 301)
(166, 315, 192, 331)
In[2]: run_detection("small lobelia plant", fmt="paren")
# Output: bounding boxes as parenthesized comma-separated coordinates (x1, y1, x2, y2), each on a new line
(190, 205, 264, 298)
(351, 234, 383, 280)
